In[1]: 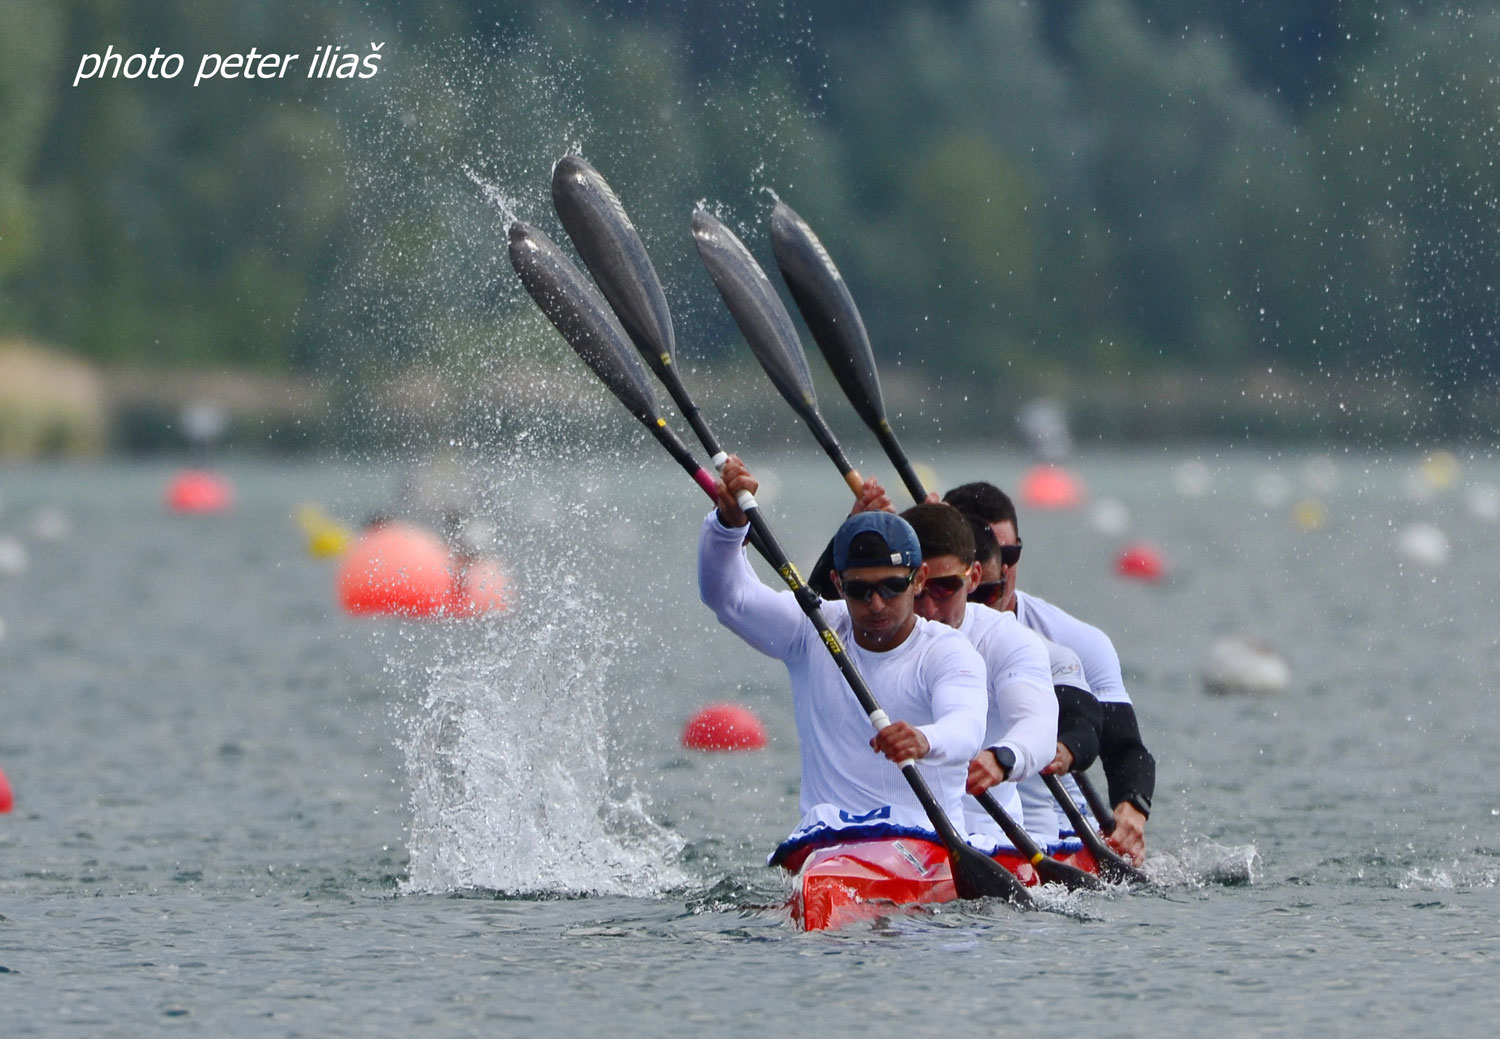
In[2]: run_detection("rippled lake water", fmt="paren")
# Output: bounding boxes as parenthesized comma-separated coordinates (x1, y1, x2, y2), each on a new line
(1, 446, 1497, 1035)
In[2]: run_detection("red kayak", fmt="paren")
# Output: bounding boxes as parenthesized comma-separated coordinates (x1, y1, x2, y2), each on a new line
(786, 837, 1098, 931)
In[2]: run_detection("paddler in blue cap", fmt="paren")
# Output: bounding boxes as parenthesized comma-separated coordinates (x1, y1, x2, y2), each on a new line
(699, 457, 988, 869)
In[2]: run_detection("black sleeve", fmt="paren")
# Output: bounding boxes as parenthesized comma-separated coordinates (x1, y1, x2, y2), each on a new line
(1054, 683, 1102, 772)
(808, 537, 840, 601)
(1099, 700, 1156, 815)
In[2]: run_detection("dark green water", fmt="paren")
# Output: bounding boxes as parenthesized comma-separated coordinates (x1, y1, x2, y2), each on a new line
(1, 448, 1496, 1035)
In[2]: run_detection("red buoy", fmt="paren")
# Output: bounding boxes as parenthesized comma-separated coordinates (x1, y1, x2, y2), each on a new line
(682, 702, 768, 751)
(166, 469, 234, 513)
(0, 764, 12, 813)
(1115, 541, 1167, 582)
(1018, 464, 1084, 510)
(337, 521, 457, 616)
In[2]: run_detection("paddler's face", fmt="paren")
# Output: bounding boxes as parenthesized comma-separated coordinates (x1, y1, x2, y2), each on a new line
(987, 519, 1020, 613)
(912, 553, 978, 629)
(834, 563, 922, 651)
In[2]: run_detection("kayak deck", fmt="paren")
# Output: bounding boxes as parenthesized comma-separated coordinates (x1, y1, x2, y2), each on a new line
(789, 837, 1094, 931)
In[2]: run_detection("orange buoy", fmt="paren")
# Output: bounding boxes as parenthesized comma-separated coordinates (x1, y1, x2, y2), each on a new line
(682, 702, 768, 751)
(167, 469, 234, 513)
(336, 521, 456, 616)
(448, 556, 512, 617)
(0, 764, 11, 813)
(1018, 464, 1084, 510)
(1115, 541, 1167, 582)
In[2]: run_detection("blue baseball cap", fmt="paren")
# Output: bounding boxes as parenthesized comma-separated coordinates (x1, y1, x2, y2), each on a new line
(832, 512, 922, 573)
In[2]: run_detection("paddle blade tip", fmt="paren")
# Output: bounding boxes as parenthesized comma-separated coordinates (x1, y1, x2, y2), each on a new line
(951, 847, 1036, 909)
(551, 153, 594, 186)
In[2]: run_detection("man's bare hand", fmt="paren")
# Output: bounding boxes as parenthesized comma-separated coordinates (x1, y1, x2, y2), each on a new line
(870, 721, 929, 764)
(1107, 802, 1148, 866)
(965, 749, 1007, 795)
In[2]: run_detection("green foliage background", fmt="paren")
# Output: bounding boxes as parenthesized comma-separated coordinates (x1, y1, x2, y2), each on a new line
(2, 0, 1497, 442)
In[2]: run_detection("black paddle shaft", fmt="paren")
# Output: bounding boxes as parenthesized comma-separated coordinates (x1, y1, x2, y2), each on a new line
(1073, 768, 1118, 835)
(1042, 772, 1148, 886)
(975, 789, 1103, 892)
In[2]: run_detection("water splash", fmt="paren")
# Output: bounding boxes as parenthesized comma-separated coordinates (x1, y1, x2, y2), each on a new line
(1398, 864, 1498, 893)
(399, 601, 687, 897)
(462, 164, 523, 227)
(1146, 841, 1260, 887)
(395, 437, 690, 899)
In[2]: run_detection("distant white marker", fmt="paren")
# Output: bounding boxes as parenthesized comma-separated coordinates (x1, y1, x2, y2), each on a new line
(1394, 522, 1450, 568)
(0, 537, 27, 577)
(1090, 497, 1130, 537)
(1174, 460, 1212, 498)
(1202, 635, 1290, 695)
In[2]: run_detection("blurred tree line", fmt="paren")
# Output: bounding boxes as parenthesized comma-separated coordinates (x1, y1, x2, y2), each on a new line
(1, 0, 1496, 440)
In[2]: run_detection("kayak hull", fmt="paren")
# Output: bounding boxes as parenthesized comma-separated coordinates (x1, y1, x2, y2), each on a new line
(788, 837, 1083, 931)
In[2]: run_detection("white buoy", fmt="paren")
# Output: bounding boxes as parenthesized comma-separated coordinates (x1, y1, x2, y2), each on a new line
(0, 537, 27, 577)
(1394, 522, 1450, 568)
(1090, 497, 1131, 537)
(1467, 483, 1500, 522)
(1018, 398, 1073, 460)
(1174, 460, 1212, 498)
(1301, 456, 1339, 495)
(30, 507, 71, 541)
(1202, 635, 1290, 695)
(1253, 472, 1294, 510)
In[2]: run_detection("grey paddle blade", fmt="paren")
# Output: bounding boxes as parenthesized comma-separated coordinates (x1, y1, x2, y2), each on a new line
(507, 220, 661, 425)
(691, 207, 820, 423)
(551, 156, 678, 376)
(769, 201, 886, 430)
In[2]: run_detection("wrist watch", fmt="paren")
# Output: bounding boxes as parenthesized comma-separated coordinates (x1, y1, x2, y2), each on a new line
(991, 746, 1017, 780)
(1120, 791, 1151, 818)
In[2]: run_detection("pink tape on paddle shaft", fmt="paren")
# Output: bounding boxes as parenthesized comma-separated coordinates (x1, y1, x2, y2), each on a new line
(692, 467, 718, 499)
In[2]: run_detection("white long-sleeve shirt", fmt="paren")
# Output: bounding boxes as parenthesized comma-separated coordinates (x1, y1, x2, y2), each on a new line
(1015, 640, 1097, 851)
(1014, 590, 1133, 705)
(697, 511, 988, 855)
(957, 604, 1057, 849)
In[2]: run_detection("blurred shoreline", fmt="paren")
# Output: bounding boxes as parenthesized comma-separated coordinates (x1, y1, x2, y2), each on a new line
(0, 339, 1491, 460)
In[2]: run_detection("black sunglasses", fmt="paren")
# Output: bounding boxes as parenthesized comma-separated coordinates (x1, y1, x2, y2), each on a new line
(840, 571, 916, 602)
(995, 540, 1022, 566)
(916, 574, 968, 601)
(967, 580, 1005, 607)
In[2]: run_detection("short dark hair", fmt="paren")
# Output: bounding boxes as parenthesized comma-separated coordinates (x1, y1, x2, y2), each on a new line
(943, 481, 1019, 536)
(900, 503, 977, 566)
(963, 512, 998, 565)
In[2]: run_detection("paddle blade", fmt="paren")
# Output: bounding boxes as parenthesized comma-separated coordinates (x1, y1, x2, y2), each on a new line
(769, 201, 886, 431)
(691, 208, 820, 424)
(551, 156, 677, 376)
(950, 842, 1036, 908)
(507, 221, 661, 425)
(1033, 854, 1107, 892)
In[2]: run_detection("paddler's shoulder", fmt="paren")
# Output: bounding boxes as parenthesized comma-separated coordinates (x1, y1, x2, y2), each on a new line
(911, 615, 986, 666)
